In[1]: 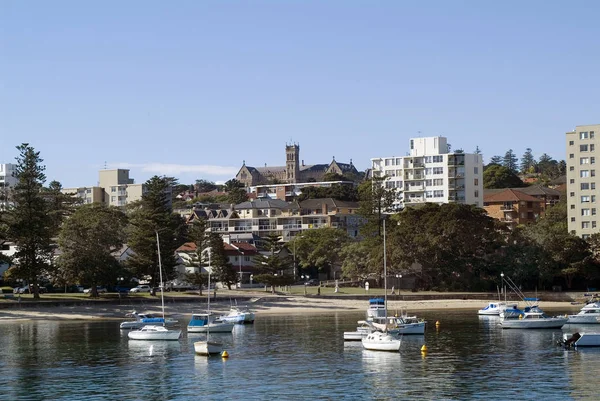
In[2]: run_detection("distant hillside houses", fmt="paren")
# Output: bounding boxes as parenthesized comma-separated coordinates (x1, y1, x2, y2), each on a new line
(236, 143, 359, 186)
(186, 197, 363, 243)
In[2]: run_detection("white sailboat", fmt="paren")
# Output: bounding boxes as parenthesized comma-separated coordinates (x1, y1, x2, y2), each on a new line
(194, 247, 225, 356)
(362, 219, 402, 352)
(128, 232, 182, 341)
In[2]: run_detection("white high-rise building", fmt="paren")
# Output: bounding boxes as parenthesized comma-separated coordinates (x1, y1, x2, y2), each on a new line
(371, 136, 483, 210)
(0, 163, 18, 210)
(566, 124, 600, 238)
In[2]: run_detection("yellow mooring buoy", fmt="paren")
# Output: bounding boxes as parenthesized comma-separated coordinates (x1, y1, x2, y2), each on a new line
(421, 344, 428, 353)
(221, 350, 229, 358)
(435, 321, 440, 327)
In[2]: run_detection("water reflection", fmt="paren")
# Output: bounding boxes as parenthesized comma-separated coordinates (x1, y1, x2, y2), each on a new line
(127, 340, 182, 356)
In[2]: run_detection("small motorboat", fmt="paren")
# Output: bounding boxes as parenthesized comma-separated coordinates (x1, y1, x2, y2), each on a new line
(194, 340, 224, 356)
(188, 312, 235, 333)
(501, 309, 568, 329)
(478, 302, 519, 316)
(566, 302, 600, 324)
(219, 306, 255, 324)
(558, 332, 600, 348)
(127, 325, 182, 341)
(119, 311, 179, 330)
(344, 321, 374, 341)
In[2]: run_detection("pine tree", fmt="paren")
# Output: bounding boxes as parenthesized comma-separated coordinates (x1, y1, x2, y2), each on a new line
(206, 232, 237, 289)
(520, 148, 535, 174)
(3, 144, 54, 299)
(503, 149, 519, 173)
(488, 155, 503, 166)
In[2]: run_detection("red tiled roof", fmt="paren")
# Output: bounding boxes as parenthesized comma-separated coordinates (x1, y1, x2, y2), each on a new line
(176, 242, 197, 252)
(484, 189, 542, 203)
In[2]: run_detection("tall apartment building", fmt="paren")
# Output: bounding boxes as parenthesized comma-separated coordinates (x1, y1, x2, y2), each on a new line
(566, 124, 600, 238)
(0, 163, 18, 210)
(62, 169, 153, 208)
(371, 136, 483, 210)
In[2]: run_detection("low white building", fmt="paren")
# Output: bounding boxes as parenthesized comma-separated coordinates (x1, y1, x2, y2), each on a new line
(371, 136, 483, 210)
(0, 163, 18, 211)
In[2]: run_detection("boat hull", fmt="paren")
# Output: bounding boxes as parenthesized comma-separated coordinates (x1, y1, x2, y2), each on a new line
(478, 303, 519, 316)
(567, 315, 600, 324)
(127, 327, 182, 341)
(187, 322, 235, 333)
(120, 319, 178, 330)
(361, 331, 401, 352)
(194, 340, 223, 355)
(572, 333, 600, 347)
(501, 318, 568, 329)
(389, 322, 426, 335)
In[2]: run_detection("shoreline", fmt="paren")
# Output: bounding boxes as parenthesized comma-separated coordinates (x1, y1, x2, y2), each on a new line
(0, 294, 582, 322)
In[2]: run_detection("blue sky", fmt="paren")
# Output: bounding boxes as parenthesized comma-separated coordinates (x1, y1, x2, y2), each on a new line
(1, 1, 599, 188)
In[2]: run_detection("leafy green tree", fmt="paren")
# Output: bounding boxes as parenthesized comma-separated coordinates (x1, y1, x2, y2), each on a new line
(206, 232, 237, 289)
(43, 180, 80, 236)
(483, 165, 525, 189)
(182, 219, 209, 295)
(293, 228, 350, 276)
(253, 233, 291, 292)
(520, 148, 535, 174)
(388, 203, 502, 290)
(357, 177, 396, 238)
(340, 240, 377, 280)
(57, 203, 127, 297)
(297, 184, 358, 202)
(126, 176, 187, 286)
(503, 149, 519, 173)
(223, 179, 248, 205)
(195, 179, 218, 193)
(3, 144, 54, 298)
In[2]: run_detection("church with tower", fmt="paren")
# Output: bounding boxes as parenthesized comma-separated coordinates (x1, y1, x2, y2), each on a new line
(235, 144, 359, 187)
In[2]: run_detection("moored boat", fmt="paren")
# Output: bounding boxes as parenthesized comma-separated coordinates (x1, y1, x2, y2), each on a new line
(188, 312, 235, 333)
(219, 306, 255, 324)
(500, 310, 568, 329)
(127, 325, 182, 341)
(120, 311, 179, 330)
(362, 330, 402, 352)
(478, 302, 519, 316)
(559, 332, 600, 348)
(566, 302, 600, 324)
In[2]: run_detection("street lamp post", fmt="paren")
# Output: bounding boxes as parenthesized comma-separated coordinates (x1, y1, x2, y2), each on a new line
(396, 274, 402, 297)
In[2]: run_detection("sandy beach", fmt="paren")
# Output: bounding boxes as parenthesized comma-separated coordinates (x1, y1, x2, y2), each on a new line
(0, 293, 582, 322)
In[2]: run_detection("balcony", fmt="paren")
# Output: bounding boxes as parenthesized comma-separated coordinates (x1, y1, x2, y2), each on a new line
(404, 175, 425, 181)
(448, 196, 466, 202)
(501, 205, 514, 211)
(404, 197, 426, 203)
(405, 185, 425, 192)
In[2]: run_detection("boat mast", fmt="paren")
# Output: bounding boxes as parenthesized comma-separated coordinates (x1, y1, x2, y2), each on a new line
(207, 248, 211, 341)
(383, 219, 387, 324)
(156, 231, 165, 324)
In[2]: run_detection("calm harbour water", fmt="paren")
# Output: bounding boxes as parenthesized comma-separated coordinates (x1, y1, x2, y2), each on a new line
(1, 309, 598, 401)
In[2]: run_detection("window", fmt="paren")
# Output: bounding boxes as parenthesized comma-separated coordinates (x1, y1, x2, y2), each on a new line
(425, 168, 432, 175)
(474, 167, 479, 174)
(581, 144, 589, 152)
(474, 190, 479, 198)
(474, 178, 479, 186)
(592, 144, 596, 152)
(432, 156, 443, 163)
(111, 186, 117, 192)
(592, 170, 596, 177)
(570, 154, 575, 159)
(571, 217, 576, 222)
(581, 157, 590, 165)
(582, 221, 590, 229)
(593, 208, 597, 215)
(111, 196, 116, 202)
(582, 209, 590, 216)
(433, 167, 443, 175)
(410, 140, 414, 150)
(425, 179, 432, 186)
(569, 140, 574, 146)
(582, 234, 590, 239)
(385, 158, 392, 166)
(581, 170, 589, 177)
(425, 191, 433, 198)
(433, 178, 444, 186)
(571, 204, 575, 209)
(593, 183, 596, 190)
(592, 157, 596, 164)
(433, 190, 444, 197)
(569, 166, 575, 171)
(570, 192, 575, 197)
(593, 221, 597, 229)
(591, 131, 596, 139)
(593, 195, 597, 203)
(580, 131, 589, 139)
(424, 156, 432, 163)
(581, 195, 590, 203)
(570, 179, 575, 184)
(581, 183, 590, 190)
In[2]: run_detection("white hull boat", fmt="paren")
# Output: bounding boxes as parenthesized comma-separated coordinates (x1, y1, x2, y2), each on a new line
(361, 331, 401, 352)
(220, 306, 255, 324)
(344, 321, 373, 341)
(478, 302, 519, 316)
(194, 340, 224, 355)
(566, 302, 600, 324)
(560, 332, 600, 348)
(501, 310, 568, 329)
(127, 325, 182, 341)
